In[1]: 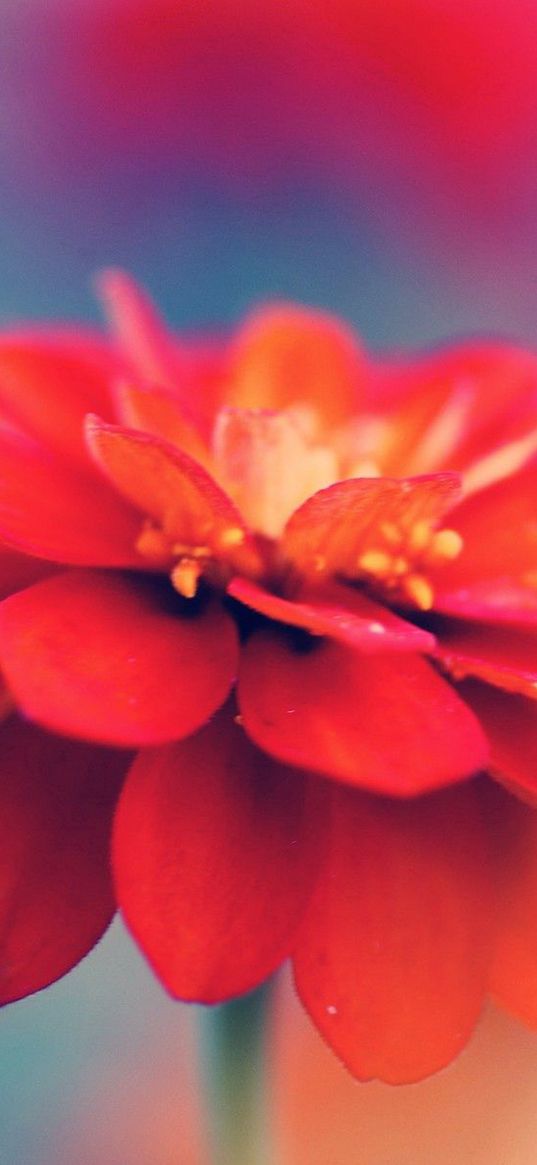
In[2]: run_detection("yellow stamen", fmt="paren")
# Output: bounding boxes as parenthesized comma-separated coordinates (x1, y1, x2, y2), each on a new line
(357, 549, 393, 576)
(429, 528, 464, 561)
(393, 555, 409, 576)
(312, 553, 327, 572)
(219, 526, 246, 548)
(409, 519, 432, 551)
(135, 521, 172, 563)
(380, 521, 403, 546)
(172, 542, 211, 560)
(171, 557, 203, 599)
(402, 573, 434, 610)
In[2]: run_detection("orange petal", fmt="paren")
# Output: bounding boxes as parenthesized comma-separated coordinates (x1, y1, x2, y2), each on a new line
(228, 576, 435, 653)
(114, 381, 212, 468)
(293, 781, 492, 1083)
(238, 630, 488, 795)
(113, 706, 323, 1000)
(85, 417, 263, 576)
(227, 303, 365, 426)
(283, 474, 461, 580)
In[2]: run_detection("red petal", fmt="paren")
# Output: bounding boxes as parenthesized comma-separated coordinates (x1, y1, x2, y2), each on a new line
(485, 785, 537, 1029)
(0, 715, 127, 1004)
(86, 417, 263, 577)
(432, 465, 537, 593)
(283, 474, 461, 579)
(228, 576, 435, 653)
(238, 630, 488, 795)
(98, 269, 187, 391)
(113, 707, 323, 1000)
(293, 781, 492, 1084)
(434, 579, 537, 626)
(434, 619, 537, 698)
(0, 570, 238, 746)
(0, 541, 57, 599)
(0, 330, 120, 466)
(460, 680, 537, 803)
(0, 428, 145, 567)
(228, 303, 365, 425)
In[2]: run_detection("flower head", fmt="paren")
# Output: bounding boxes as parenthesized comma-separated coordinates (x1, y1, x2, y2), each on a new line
(0, 272, 537, 1083)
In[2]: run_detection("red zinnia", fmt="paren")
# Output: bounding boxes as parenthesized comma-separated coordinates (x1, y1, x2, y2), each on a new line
(0, 272, 536, 1084)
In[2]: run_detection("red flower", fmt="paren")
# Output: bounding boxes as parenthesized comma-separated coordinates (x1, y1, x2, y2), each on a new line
(0, 272, 537, 1083)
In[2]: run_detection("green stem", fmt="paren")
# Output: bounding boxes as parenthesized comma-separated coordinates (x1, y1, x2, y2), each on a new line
(198, 983, 273, 1165)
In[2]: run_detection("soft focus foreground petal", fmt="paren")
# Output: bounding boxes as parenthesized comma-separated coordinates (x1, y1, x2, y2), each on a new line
(283, 474, 461, 579)
(0, 428, 145, 567)
(431, 466, 537, 592)
(0, 715, 128, 1004)
(98, 269, 186, 391)
(434, 619, 537, 698)
(227, 304, 365, 425)
(228, 576, 435, 653)
(460, 680, 537, 803)
(0, 541, 56, 599)
(293, 781, 492, 1084)
(238, 631, 487, 795)
(86, 418, 262, 577)
(114, 707, 323, 1001)
(0, 570, 238, 745)
(0, 331, 120, 465)
(375, 344, 537, 476)
(486, 784, 537, 1029)
(114, 381, 212, 468)
(434, 580, 537, 626)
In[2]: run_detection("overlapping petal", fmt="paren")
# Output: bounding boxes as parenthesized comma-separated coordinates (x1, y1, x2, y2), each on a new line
(0, 331, 120, 466)
(238, 629, 488, 795)
(227, 304, 365, 425)
(113, 707, 323, 1000)
(434, 619, 537, 698)
(293, 781, 493, 1083)
(461, 680, 537, 802)
(0, 427, 145, 566)
(228, 576, 435, 653)
(0, 715, 128, 1004)
(0, 570, 238, 746)
(283, 473, 461, 579)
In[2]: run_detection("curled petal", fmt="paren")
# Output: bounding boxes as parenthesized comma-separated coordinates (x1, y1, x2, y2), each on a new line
(0, 570, 238, 746)
(227, 303, 365, 425)
(238, 630, 488, 795)
(98, 269, 186, 391)
(460, 680, 537, 803)
(85, 417, 263, 576)
(0, 715, 128, 1004)
(114, 707, 323, 1000)
(114, 381, 212, 468)
(434, 619, 537, 698)
(282, 474, 461, 579)
(0, 428, 145, 567)
(228, 576, 435, 653)
(293, 781, 492, 1084)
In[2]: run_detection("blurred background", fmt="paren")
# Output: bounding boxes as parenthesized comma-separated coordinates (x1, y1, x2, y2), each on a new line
(3, 1, 537, 1160)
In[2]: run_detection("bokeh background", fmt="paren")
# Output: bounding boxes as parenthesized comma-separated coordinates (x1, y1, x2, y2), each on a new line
(3, 1, 537, 1161)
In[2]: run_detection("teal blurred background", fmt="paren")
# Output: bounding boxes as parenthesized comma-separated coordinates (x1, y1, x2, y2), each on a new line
(2, 1, 537, 1160)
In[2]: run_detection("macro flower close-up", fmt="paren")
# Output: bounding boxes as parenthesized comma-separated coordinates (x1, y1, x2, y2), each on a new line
(1, 270, 537, 1092)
